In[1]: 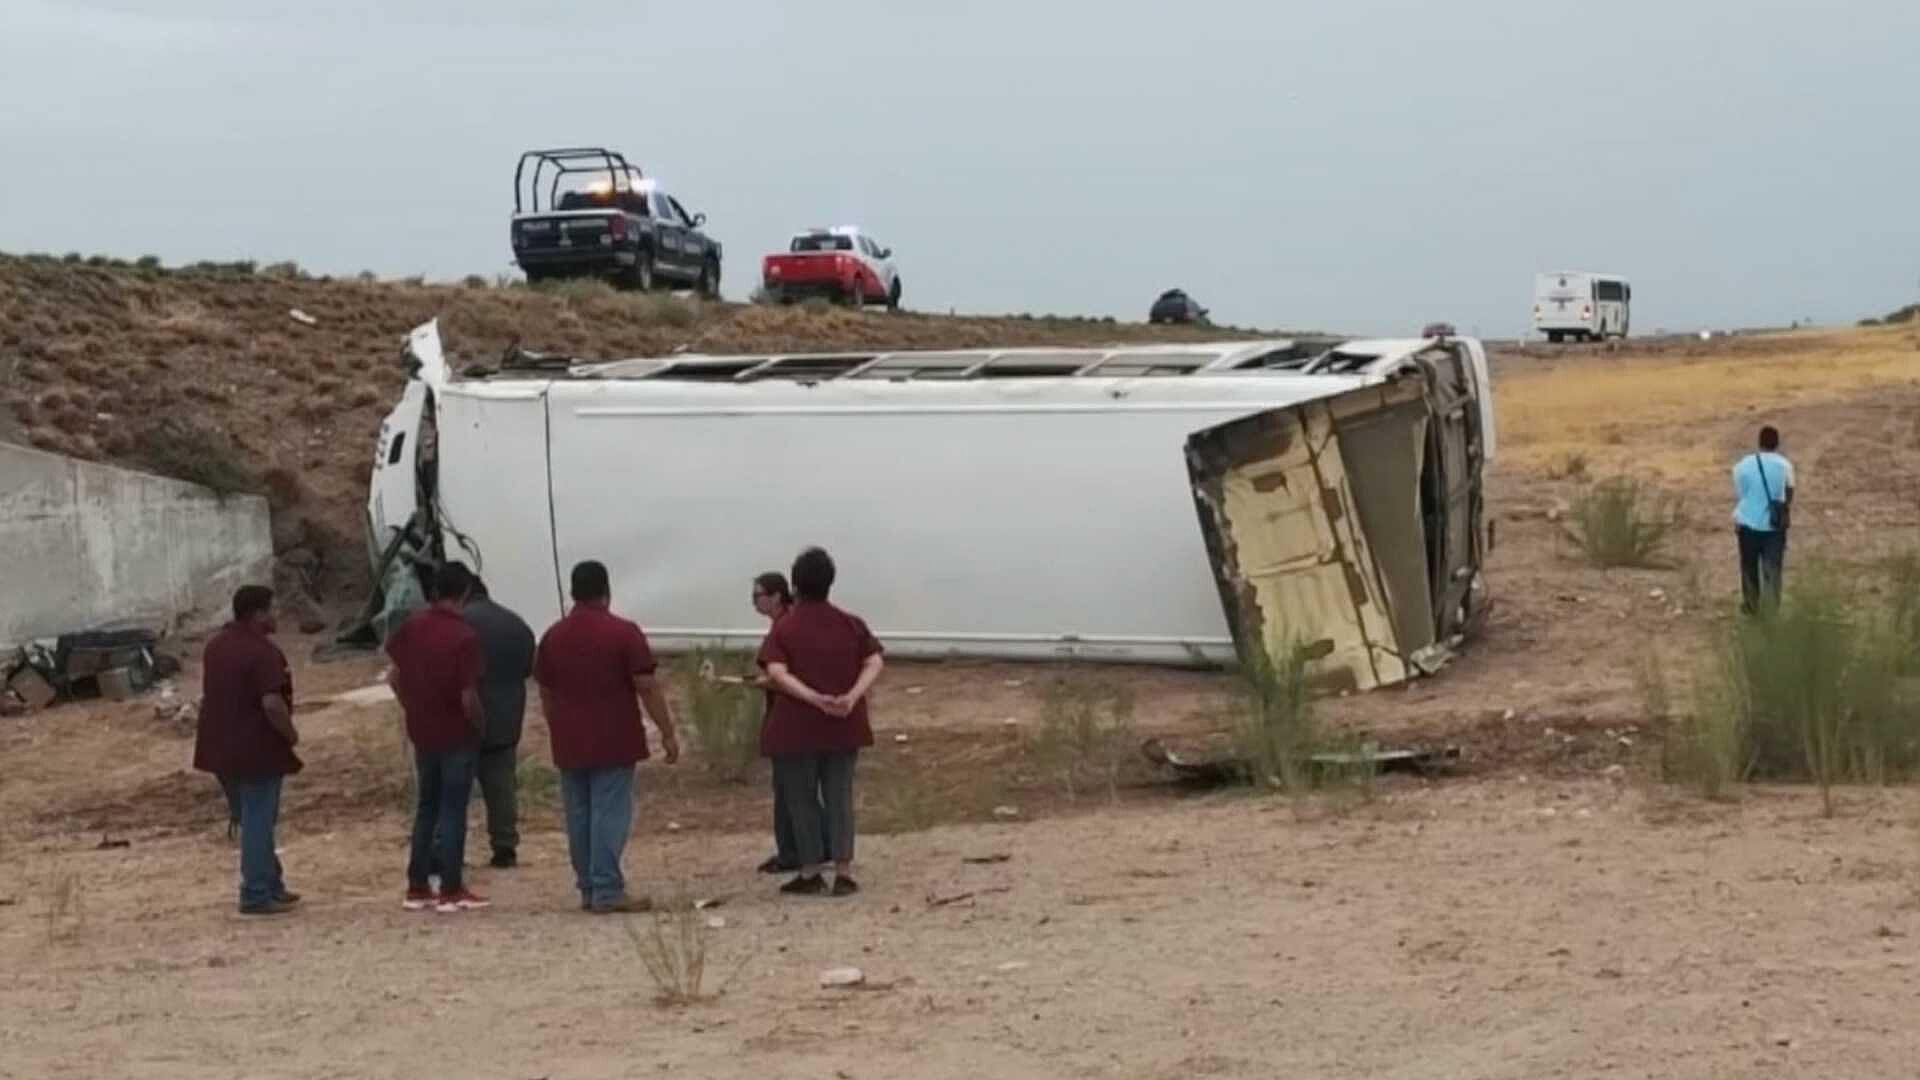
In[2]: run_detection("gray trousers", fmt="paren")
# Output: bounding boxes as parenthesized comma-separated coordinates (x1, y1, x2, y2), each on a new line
(773, 750, 858, 868)
(475, 744, 519, 855)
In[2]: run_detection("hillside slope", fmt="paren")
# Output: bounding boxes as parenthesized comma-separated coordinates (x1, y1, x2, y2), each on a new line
(0, 254, 1291, 617)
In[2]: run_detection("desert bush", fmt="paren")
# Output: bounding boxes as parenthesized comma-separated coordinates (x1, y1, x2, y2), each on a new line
(1546, 450, 1590, 481)
(672, 649, 762, 782)
(461, 274, 490, 289)
(534, 277, 616, 304)
(624, 885, 751, 1006)
(1029, 675, 1137, 803)
(636, 294, 699, 328)
(134, 254, 162, 272)
(133, 416, 260, 494)
(1568, 478, 1679, 568)
(1232, 644, 1317, 791)
(1668, 562, 1920, 813)
(259, 261, 305, 281)
(517, 760, 561, 814)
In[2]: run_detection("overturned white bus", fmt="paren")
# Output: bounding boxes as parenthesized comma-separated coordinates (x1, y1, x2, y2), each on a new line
(368, 322, 1494, 690)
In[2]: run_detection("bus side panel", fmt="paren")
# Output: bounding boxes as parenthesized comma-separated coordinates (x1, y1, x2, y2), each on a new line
(539, 383, 1289, 662)
(435, 387, 565, 630)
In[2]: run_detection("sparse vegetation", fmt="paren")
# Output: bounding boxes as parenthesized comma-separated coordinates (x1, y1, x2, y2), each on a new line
(1029, 675, 1137, 803)
(624, 885, 751, 1007)
(672, 650, 763, 782)
(1567, 478, 1679, 568)
(132, 416, 260, 494)
(1231, 645, 1317, 791)
(517, 760, 561, 814)
(1665, 561, 1920, 813)
(1546, 450, 1590, 481)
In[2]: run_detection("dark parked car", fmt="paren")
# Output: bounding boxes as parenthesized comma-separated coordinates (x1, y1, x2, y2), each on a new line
(1149, 289, 1208, 325)
(509, 147, 722, 295)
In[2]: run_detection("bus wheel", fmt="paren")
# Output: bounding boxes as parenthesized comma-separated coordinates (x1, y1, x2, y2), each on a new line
(1547, 331, 1563, 344)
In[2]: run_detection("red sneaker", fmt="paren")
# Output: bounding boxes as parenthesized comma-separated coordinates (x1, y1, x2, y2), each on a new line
(402, 886, 436, 911)
(436, 888, 491, 913)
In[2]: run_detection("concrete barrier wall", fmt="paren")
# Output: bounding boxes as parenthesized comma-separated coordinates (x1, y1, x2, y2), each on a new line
(1, 441, 273, 648)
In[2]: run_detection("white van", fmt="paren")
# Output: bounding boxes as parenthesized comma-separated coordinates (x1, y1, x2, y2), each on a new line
(1533, 271, 1630, 342)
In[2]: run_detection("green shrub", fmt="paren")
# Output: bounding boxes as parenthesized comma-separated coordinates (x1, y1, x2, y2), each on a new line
(1568, 478, 1679, 568)
(133, 417, 261, 494)
(673, 649, 762, 781)
(1232, 644, 1316, 791)
(1669, 562, 1920, 813)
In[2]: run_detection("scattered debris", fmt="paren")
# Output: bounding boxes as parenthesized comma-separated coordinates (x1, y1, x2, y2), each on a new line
(1769, 1031, 1794, 1048)
(995, 961, 1029, 973)
(904, 686, 925, 696)
(1002, 678, 1026, 688)
(0, 897, 17, 907)
(288, 308, 319, 327)
(95, 836, 131, 850)
(992, 805, 1022, 820)
(928, 891, 977, 908)
(704, 916, 727, 931)
(819, 967, 866, 989)
(893, 733, 910, 744)
(692, 897, 726, 911)
(1141, 737, 1461, 786)
(6, 658, 59, 710)
(666, 822, 683, 833)
(962, 853, 1012, 865)
(1001, 717, 1019, 728)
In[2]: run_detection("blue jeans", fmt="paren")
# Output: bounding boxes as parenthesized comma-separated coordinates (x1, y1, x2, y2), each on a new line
(409, 746, 478, 893)
(228, 775, 286, 909)
(560, 766, 635, 907)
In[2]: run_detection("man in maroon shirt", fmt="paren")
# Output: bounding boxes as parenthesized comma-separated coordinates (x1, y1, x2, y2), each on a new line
(759, 547, 885, 897)
(535, 560, 680, 913)
(194, 585, 302, 916)
(385, 562, 489, 913)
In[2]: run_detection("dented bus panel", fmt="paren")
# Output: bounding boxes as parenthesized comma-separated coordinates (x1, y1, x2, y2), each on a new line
(1185, 341, 1490, 690)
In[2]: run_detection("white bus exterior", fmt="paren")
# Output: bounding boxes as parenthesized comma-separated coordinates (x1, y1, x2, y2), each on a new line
(1533, 271, 1630, 342)
(368, 322, 1495, 689)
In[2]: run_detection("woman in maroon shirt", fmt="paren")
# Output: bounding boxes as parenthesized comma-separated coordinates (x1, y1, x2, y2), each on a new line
(757, 548, 884, 897)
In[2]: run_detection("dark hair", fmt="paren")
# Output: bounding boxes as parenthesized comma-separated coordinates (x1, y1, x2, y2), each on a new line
(753, 571, 792, 605)
(570, 560, 611, 602)
(469, 576, 490, 599)
(1758, 425, 1780, 451)
(430, 561, 475, 602)
(232, 585, 274, 622)
(791, 546, 836, 602)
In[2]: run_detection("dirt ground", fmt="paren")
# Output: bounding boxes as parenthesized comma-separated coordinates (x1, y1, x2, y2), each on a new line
(4, 325, 1920, 1078)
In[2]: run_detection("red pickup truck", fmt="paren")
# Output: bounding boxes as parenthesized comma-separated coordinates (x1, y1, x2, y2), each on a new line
(761, 227, 901, 310)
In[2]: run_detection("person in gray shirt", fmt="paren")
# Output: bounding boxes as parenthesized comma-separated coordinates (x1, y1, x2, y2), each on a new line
(463, 577, 537, 868)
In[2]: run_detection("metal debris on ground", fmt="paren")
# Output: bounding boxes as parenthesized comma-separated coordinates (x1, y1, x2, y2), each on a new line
(1140, 737, 1462, 786)
(288, 309, 319, 327)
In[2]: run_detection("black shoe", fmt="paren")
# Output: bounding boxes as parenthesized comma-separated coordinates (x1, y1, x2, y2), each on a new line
(831, 876, 860, 897)
(780, 874, 827, 896)
(238, 899, 296, 916)
(758, 854, 796, 874)
(490, 849, 517, 869)
(273, 890, 302, 904)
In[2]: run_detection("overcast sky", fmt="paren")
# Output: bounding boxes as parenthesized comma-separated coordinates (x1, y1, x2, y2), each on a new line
(3, 0, 1916, 337)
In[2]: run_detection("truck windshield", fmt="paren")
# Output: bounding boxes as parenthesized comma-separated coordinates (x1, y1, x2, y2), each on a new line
(793, 235, 854, 252)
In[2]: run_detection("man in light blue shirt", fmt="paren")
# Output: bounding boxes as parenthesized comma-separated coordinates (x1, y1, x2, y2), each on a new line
(1732, 425, 1794, 614)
